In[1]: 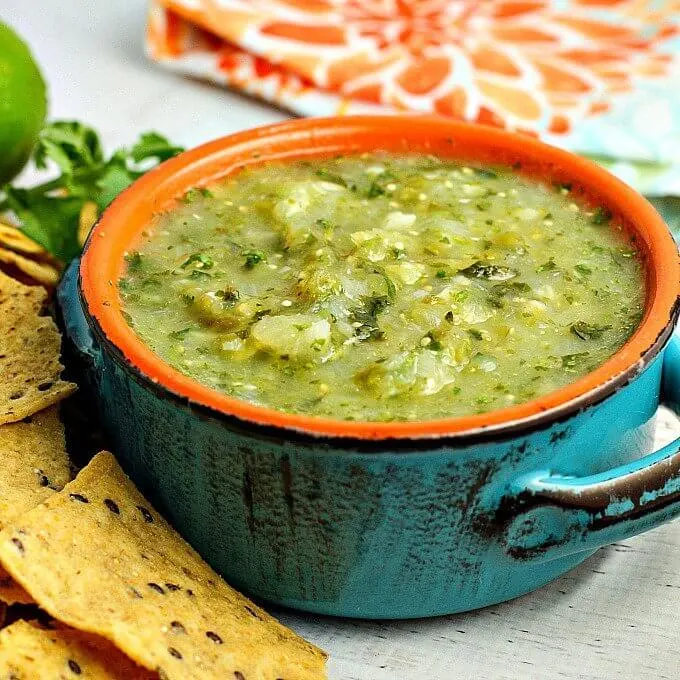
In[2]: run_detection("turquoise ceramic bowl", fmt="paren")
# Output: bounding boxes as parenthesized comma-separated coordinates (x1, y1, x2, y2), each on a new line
(58, 117, 680, 619)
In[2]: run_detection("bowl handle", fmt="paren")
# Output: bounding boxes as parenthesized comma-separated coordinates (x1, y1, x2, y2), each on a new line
(502, 331, 680, 561)
(56, 258, 102, 370)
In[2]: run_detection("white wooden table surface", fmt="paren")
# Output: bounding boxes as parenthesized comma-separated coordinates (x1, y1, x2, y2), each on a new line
(5, 2, 679, 677)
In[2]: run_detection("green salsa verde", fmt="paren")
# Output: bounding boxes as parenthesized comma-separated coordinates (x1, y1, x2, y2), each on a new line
(119, 153, 644, 422)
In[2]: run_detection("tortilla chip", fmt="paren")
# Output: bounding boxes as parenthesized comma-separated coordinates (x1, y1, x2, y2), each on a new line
(0, 406, 71, 528)
(0, 452, 328, 679)
(0, 272, 77, 424)
(0, 222, 48, 258)
(0, 248, 60, 289)
(0, 219, 63, 269)
(0, 619, 155, 679)
(0, 269, 45, 317)
(0, 404, 70, 606)
(0, 566, 33, 605)
(0, 222, 61, 289)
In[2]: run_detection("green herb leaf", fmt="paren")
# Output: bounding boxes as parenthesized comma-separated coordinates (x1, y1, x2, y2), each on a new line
(243, 249, 266, 269)
(494, 281, 529, 296)
(349, 295, 391, 341)
(487, 281, 530, 309)
(130, 132, 184, 164)
(367, 181, 385, 199)
(0, 121, 184, 261)
(371, 266, 396, 299)
(181, 253, 214, 269)
(33, 121, 104, 175)
(570, 321, 611, 340)
(423, 331, 442, 351)
(561, 352, 589, 369)
(168, 327, 194, 340)
(574, 263, 592, 276)
(124, 251, 143, 270)
(95, 153, 141, 209)
(2, 187, 82, 261)
(315, 217, 332, 232)
(183, 187, 213, 203)
(536, 258, 558, 273)
(315, 168, 347, 188)
(189, 270, 212, 280)
(383, 273, 396, 298)
(363, 170, 396, 199)
(591, 207, 612, 225)
(462, 262, 517, 281)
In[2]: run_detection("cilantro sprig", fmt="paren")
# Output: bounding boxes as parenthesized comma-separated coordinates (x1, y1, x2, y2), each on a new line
(0, 121, 183, 261)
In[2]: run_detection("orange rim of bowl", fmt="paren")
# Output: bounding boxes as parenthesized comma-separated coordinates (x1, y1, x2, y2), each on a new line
(80, 116, 680, 441)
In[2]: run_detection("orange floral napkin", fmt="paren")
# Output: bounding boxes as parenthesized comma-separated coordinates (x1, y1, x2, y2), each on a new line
(147, 0, 680, 196)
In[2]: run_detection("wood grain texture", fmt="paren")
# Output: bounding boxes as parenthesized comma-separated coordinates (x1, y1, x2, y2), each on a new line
(6, 1, 679, 676)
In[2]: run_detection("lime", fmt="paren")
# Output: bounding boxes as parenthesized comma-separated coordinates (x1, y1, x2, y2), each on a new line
(0, 21, 47, 184)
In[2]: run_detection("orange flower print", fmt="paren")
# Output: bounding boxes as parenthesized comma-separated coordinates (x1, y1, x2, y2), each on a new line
(148, 0, 679, 139)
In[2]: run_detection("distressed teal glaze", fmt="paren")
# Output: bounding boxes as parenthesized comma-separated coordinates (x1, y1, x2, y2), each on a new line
(59, 261, 680, 619)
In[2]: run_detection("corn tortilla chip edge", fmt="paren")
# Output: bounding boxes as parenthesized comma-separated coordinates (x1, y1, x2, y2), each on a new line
(0, 618, 156, 679)
(0, 247, 60, 288)
(0, 565, 33, 605)
(0, 271, 77, 424)
(0, 403, 71, 605)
